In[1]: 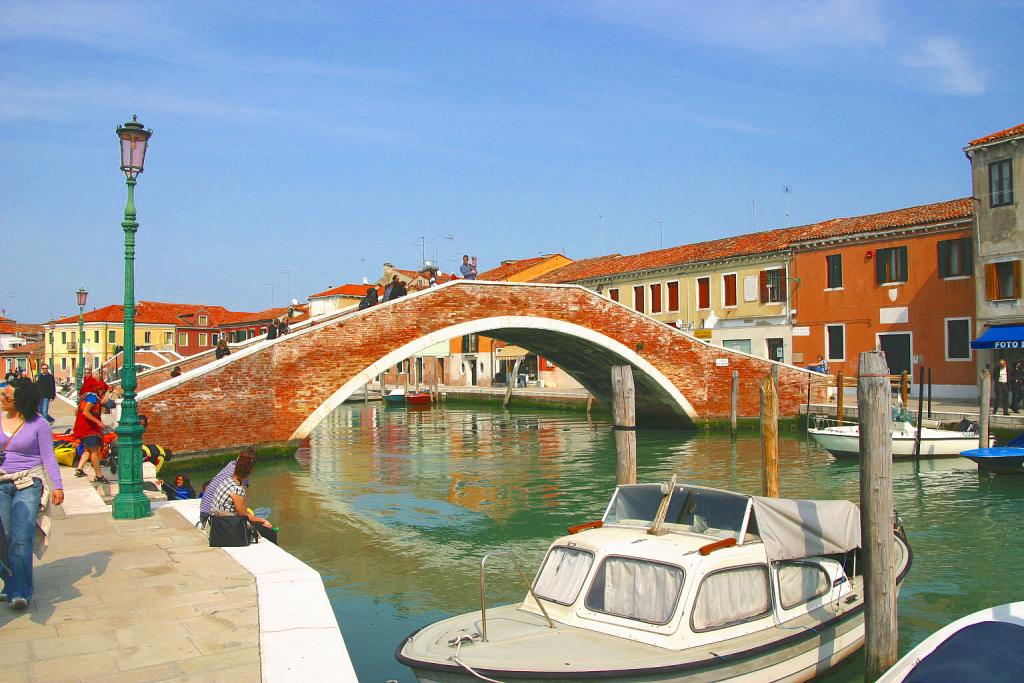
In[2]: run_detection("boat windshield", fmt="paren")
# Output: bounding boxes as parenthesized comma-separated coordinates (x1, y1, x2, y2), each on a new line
(603, 485, 750, 539)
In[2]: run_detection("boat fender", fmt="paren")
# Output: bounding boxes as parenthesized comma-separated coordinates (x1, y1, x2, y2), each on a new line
(698, 537, 737, 555)
(567, 520, 603, 535)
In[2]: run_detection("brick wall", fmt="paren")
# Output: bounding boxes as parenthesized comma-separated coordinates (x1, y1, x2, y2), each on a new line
(140, 283, 827, 455)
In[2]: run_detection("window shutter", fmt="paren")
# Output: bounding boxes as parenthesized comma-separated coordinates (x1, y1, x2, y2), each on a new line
(937, 241, 949, 278)
(963, 239, 974, 276)
(779, 272, 788, 302)
(899, 247, 908, 282)
(985, 263, 998, 300)
(1014, 261, 1022, 300)
(875, 252, 885, 284)
(759, 270, 769, 303)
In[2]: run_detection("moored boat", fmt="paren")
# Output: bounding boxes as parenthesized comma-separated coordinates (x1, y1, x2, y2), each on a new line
(809, 419, 992, 459)
(385, 386, 407, 404)
(396, 481, 912, 682)
(876, 601, 1024, 682)
(405, 391, 432, 405)
(961, 433, 1024, 473)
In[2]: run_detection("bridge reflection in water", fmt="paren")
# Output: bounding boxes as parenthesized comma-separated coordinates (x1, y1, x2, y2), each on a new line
(210, 402, 1017, 683)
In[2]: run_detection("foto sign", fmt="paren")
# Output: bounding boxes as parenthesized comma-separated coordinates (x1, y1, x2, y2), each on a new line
(995, 341, 1022, 349)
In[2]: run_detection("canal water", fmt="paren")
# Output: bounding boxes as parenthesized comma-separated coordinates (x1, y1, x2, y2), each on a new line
(197, 403, 1023, 682)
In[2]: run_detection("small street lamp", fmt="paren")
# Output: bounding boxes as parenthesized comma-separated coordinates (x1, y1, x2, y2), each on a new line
(112, 114, 153, 520)
(75, 287, 88, 392)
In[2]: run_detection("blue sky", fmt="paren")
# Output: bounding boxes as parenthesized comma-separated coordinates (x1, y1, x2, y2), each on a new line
(2, 1, 1022, 322)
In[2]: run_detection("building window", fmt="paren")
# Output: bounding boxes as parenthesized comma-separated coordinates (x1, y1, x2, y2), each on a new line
(199, 333, 208, 346)
(179, 333, 187, 346)
(61, 331, 67, 344)
(826, 324, 845, 361)
(144, 331, 152, 344)
(93, 330, 100, 343)
(608, 288, 619, 302)
(697, 277, 710, 310)
(461, 334, 478, 354)
(164, 332, 173, 345)
(990, 158, 1014, 207)
(212, 333, 219, 345)
(826, 254, 843, 289)
(93, 357, 100, 369)
(722, 274, 737, 307)
(986, 260, 1021, 301)
(61, 357, 67, 370)
(875, 246, 908, 284)
(723, 339, 751, 354)
(260, 327, 268, 334)
(666, 281, 679, 312)
(633, 285, 645, 313)
(649, 283, 662, 314)
(107, 330, 115, 344)
(760, 269, 786, 303)
(937, 238, 972, 278)
(945, 318, 971, 361)
(198, 315, 209, 326)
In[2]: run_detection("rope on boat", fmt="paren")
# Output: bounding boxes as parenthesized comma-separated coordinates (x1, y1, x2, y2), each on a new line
(450, 638, 506, 683)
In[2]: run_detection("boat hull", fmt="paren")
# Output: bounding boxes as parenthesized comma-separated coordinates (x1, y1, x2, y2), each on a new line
(405, 392, 432, 405)
(960, 447, 1024, 474)
(809, 427, 991, 460)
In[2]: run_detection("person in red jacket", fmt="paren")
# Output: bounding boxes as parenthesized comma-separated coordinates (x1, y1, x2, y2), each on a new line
(73, 385, 109, 484)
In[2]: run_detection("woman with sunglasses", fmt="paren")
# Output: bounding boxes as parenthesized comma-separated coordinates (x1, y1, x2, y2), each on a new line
(0, 378, 64, 609)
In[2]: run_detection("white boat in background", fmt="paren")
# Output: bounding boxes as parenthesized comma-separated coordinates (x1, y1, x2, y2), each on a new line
(808, 419, 993, 459)
(397, 481, 912, 682)
(877, 601, 1024, 683)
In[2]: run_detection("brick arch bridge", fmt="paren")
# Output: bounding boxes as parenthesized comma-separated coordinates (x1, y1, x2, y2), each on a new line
(138, 282, 826, 456)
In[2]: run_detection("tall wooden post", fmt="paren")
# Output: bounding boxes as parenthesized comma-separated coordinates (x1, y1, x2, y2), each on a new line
(730, 370, 739, 436)
(980, 369, 991, 449)
(913, 366, 925, 461)
(836, 371, 845, 423)
(760, 374, 779, 497)
(611, 366, 637, 486)
(503, 357, 522, 409)
(926, 367, 933, 419)
(899, 371, 910, 406)
(586, 392, 594, 417)
(858, 351, 898, 681)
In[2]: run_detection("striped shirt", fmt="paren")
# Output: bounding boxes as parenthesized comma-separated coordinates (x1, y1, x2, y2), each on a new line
(210, 479, 245, 514)
(200, 461, 236, 515)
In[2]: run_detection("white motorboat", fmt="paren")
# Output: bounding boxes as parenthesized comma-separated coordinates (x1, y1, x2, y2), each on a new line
(808, 419, 993, 459)
(397, 481, 912, 682)
(876, 601, 1024, 682)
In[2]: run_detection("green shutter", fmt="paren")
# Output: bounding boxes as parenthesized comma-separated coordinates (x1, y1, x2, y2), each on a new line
(937, 240, 950, 278)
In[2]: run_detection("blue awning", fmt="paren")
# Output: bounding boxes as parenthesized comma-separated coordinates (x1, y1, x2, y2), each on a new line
(971, 324, 1024, 350)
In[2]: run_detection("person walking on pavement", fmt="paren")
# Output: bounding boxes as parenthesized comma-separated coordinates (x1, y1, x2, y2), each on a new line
(0, 378, 64, 610)
(994, 358, 1011, 416)
(1011, 359, 1024, 414)
(34, 364, 56, 425)
(72, 384, 109, 484)
(459, 254, 478, 280)
(215, 339, 231, 360)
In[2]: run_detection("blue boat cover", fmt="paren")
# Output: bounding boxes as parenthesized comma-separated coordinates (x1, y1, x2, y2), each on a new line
(903, 620, 1024, 683)
(961, 446, 1024, 459)
(970, 324, 1024, 349)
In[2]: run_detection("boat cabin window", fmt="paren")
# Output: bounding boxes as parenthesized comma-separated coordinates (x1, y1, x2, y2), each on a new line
(584, 556, 684, 625)
(533, 546, 594, 606)
(777, 561, 830, 610)
(604, 485, 749, 539)
(691, 565, 771, 632)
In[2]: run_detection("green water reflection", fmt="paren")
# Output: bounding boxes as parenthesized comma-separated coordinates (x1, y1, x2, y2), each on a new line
(202, 403, 1023, 682)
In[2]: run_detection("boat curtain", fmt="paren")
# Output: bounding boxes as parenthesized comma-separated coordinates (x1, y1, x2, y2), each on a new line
(777, 562, 830, 610)
(533, 547, 593, 605)
(602, 557, 683, 623)
(692, 565, 770, 631)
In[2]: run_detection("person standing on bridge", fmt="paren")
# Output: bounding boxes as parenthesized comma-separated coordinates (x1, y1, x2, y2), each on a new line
(215, 339, 230, 360)
(277, 318, 289, 335)
(266, 320, 278, 340)
(459, 254, 477, 280)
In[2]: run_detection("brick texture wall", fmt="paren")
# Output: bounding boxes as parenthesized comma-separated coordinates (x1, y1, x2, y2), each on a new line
(140, 283, 827, 455)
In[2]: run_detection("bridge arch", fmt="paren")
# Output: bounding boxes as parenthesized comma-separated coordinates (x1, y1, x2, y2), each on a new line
(291, 316, 699, 440)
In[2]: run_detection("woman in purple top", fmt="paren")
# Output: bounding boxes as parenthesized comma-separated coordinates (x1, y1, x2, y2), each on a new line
(0, 378, 63, 609)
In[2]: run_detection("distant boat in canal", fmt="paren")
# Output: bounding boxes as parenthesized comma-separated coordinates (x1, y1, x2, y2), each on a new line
(876, 600, 1024, 683)
(385, 386, 406, 404)
(808, 419, 992, 459)
(384, 386, 433, 406)
(961, 433, 1024, 474)
(397, 480, 912, 682)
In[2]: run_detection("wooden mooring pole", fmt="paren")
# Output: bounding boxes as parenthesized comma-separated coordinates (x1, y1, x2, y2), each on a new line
(503, 357, 522, 409)
(913, 366, 925, 461)
(760, 374, 779, 497)
(899, 371, 910, 406)
(611, 366, 637, 486)
(730, 370, 739, 436)
(836, 371, 845, 423)
(586, 392, 594, 417)
(858, 351, 898, 681)
(979, 369, 991, 449)
(926, 367, 933, 419)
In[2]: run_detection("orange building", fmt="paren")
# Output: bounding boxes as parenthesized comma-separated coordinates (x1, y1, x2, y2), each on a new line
(790, 199, 977, 397)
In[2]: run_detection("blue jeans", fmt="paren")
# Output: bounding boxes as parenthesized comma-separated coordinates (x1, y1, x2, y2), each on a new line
(0, 478, 43, 601)
(39, 398, 52, 422)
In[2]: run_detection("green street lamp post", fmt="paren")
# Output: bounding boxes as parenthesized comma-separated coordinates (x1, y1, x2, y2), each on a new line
(112, 115, 153, 520)
(48, 321, 55, 380)
(75, 288, 88, 392)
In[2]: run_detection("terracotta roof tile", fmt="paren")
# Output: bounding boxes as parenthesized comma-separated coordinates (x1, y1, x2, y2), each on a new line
(967, 123, 1024, 148)
(477, 256, 549, 281)
(0, 342, 42, 357)
(532, 254, 624, 283)
(309, 284, 372, 299)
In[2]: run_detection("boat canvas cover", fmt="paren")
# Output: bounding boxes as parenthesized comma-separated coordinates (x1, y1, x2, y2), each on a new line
(751, 497, 861, 562)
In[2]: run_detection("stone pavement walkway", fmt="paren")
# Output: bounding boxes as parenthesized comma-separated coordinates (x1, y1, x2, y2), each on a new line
(0, 506, 261, 683)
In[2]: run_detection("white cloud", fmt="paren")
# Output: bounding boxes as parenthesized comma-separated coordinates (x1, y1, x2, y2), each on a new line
(904, 36, 985, 96)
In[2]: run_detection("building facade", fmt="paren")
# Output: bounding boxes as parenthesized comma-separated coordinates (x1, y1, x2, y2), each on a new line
(964, 123, 1024, 368)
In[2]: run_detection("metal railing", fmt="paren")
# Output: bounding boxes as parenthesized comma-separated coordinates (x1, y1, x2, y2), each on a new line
(478, 550, 555, 642)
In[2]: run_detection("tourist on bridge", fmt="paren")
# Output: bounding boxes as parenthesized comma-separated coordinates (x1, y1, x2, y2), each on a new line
(170, 366, 182, 378)
(0, 378, 64, 610)
(34, 364, 56, 425)
(459, 254, 478, 280)
(358, 286, 378, 310)
(215, 339, 231, 360)
(277, 318, 289, 335)
(383, 275, 407, 302)
(72, 382, 109, 484)
(266, 320, 279, 340)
